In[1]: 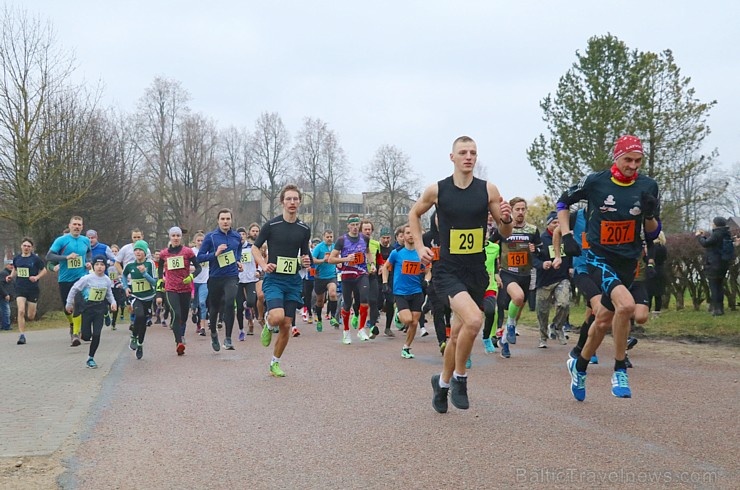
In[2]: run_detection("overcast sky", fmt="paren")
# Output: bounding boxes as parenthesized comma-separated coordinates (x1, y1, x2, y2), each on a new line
(24, 1, 739, 202)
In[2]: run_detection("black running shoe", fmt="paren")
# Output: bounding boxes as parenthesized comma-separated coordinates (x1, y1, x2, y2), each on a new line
(626, 337, 638, 350)
(449, 376, 470, 410)
(431, 374, 449, 414)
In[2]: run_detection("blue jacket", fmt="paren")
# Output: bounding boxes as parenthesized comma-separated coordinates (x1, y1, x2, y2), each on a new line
(196, 227, 243, 278)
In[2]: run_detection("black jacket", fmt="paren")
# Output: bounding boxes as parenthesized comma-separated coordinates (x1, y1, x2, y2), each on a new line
(0, 268, 13, 298)
(697, 226, 731, 275)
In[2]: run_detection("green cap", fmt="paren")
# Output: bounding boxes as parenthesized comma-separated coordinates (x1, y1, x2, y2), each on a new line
(133, 240, 149, 254)
(380, 227, 391, 237)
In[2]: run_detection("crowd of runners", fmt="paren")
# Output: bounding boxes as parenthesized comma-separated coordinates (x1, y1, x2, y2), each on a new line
(3, 134, 663, 411)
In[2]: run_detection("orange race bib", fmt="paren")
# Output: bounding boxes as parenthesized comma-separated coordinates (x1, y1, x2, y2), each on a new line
(431, 246, 440, 261)
(401, 260, 421, 275)
(600, 220, 635, 246)
(581, 232, 590, 250)
(349, 252, 365, 266)
(507, 251, 528, 267)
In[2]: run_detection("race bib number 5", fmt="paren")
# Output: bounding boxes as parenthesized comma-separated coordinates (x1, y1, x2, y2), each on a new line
(217, 250, 235, 267)
(167, 256, 185, 270)
(449, 228, 483, 255)
(276, 256, 298, 274)
(600, 220, 635, 246)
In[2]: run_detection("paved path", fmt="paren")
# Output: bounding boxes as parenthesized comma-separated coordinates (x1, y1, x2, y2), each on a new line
(2, 318, 739, 489)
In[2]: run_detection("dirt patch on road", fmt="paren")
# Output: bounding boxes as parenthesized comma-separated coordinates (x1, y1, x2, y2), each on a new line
(0, 455, 64, 489)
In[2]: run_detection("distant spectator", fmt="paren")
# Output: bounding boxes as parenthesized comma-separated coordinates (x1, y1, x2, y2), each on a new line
(646, 231, 668, 315)
(696, 217, 733, 316)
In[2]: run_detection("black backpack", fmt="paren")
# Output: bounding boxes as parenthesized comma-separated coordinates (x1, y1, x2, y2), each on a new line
(721, 236, 736, 262)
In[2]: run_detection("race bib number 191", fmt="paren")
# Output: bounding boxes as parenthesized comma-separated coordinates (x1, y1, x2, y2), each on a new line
(449, 228, 483, 255)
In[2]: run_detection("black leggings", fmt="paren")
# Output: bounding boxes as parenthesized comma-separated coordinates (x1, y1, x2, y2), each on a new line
(342, 275, 369, 310)
(428, 280, 451, 345)
(131, 297, 153, 344)
(207, 276, 238, 337)
(368, 274, 379, 325)
(166, 291, 190, 343)
(81, 303, 107, 358)
(483, 295, 496, 339)
(236, 282, 257, 330)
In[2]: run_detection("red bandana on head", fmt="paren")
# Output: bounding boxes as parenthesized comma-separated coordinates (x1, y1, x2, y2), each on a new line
(611, 135, 643, 183)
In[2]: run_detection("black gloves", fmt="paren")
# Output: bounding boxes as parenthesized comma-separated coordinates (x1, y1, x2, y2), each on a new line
(640, 192, 658, 220)
(382, 283, 390, 294)
(562, 233, 582, 257)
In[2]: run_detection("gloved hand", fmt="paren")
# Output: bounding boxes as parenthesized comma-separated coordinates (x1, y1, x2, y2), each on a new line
(182, 274, 194, 285)
(382, 283, 390, 294)
(646, 264, 657, 279)
(562, 233, 582, 257)
(640, 192, 658, 219)
(156, 279, 165, 292)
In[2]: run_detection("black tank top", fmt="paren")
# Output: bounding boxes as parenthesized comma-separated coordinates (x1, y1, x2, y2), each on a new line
(437, 175, 488, 265)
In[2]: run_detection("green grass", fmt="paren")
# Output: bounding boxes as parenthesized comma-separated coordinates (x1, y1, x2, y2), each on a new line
(1, 311, 71, 334)
(517, 303, 740, 346)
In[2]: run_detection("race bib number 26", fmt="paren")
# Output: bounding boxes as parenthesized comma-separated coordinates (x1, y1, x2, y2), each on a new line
(276, 256, 298, 274)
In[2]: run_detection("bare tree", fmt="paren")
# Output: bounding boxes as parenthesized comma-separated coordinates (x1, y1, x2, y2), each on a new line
(365, 144, 419, 232)
(293, 117, 332, 230)
(320, 130, 347, 234)
(0, 6, 76, 238)
(134, 76, 190, 240)
(169, 113, 220, 233)
(247, 112, 290, 220)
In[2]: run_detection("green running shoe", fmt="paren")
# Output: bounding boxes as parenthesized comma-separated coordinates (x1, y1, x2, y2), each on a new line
(401, 348, 415, 359)
(270, 361, 285, 377)
(261, 324, 272, 347)
(315, 320, 323, 332)
(350, 314, 359, 329)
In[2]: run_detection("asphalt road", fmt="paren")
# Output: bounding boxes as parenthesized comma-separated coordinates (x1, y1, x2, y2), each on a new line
(2, 316, 738, 489)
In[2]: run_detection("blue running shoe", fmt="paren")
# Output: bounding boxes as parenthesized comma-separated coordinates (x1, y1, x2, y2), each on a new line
(611, 369, 631, 398)
(465, 356, 472, 369)
(567, 357, 586, 401)
(500, 342, 511, 359)
(506, 322, 516, 345)
(482, 338, 495, 354)
(86, 357, 98, 369)
(590, 355, 599, 364)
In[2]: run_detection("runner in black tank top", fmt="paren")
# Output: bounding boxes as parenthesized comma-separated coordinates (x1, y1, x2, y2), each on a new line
(409, 135, 513, 414)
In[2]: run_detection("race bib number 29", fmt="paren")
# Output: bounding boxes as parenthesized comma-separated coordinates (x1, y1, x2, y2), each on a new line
(449, 228, 483, 255)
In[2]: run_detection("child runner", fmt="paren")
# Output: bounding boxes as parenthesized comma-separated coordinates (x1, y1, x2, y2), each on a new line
(65, 255, 117, 368)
